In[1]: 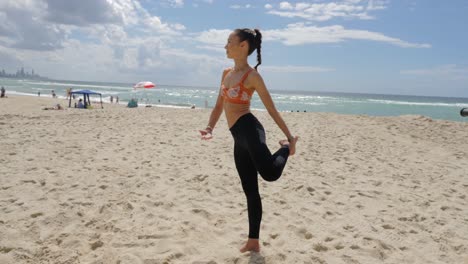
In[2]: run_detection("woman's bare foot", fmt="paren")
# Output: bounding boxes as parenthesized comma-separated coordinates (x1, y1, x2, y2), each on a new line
(240, 238, 260, 253)
(279, 136, 299, 156)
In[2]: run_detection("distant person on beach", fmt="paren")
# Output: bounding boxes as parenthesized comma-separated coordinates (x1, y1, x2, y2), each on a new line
(77, 99, 84, 108)
(116, 96, 119, 104)
(110, 95, 114, 103)
(199, 28, 298, 253)
(127, 98, 138, 108)
(43, 104, 63, 110)
(66, 88, 72, 99)
(52, 90, 56, 98)
(1, 86, 5, 98)
(38, 91, 41, 97)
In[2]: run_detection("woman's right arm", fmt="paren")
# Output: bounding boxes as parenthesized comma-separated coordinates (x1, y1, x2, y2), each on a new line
(200, 69, 229, 140)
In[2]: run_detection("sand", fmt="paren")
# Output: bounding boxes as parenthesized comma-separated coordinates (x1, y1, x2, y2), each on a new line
(0, 95, 467, 264)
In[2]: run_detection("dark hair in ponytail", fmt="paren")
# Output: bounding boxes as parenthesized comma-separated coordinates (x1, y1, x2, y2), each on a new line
(234, 28, 262, 70)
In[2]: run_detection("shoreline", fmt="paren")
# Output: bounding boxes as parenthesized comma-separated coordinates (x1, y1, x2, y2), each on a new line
(3, 93, 468, 123)
(2, 77, 468, 122)
(1, 94, 468, 263)
(3, 77, 468, 100)
(2, 93, 198, 110)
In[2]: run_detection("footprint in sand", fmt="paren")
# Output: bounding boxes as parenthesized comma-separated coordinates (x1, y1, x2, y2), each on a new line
(193, 261, 219, 264)
(31, 212, 44, 218)
(161, 252, 184, 263)
(269, 233, 279, 239)
(341, 254, 360, 264)
(398, 214, 427, 222)
(90, 240, 104, 250)
(335, 243, 345, 250)
(307, 187, 315, 196)
(116, 253, 144, 264)
(137, 234, 168, 240)
(296, 228, 313, 240)
(313, 243, 328, 252)
(193, 174, 208, 182)
(440, 205, 450, 211)
(192, 208, 211, 219)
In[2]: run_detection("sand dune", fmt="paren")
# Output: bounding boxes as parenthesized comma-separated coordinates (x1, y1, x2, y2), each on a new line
(1, 95, 467, 264)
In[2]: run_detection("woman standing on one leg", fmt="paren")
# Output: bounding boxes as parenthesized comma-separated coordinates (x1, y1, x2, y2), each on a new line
(200, 28, 299, 253)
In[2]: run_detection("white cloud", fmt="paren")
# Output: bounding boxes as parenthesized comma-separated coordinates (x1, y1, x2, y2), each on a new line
(367, 0, 388, 11)
(0, 0, 438, 89)
(2, 40, 118, 81)
(0, 0, 211, 83)
(263, 65, 335, 73)
(137, 41, 162, 68)
(194, 29, 231, 47)
(164, 0, 184, 8)
(172, 23, 186, 31)
(230, 4, 252, 9)
(401, 65, 468, 80)
(44, 0, 126, 26)
(142, 16, 185, 35)
(195, 45, 225, 53)
(193, 0, 214, 7)
(2, 32, 226, 83)
(194, 24, 430, 49)
(295, 3, 311, 11)
(128, 1, 186, 34)
(97, 25, 128, 45)
(0, 0, 67, 51)
(267, 0, 388, 21)
(279, 2, 294, 10)
(0, 0, 45, 11)
(265, 23, 431, 48)
(343, 0, 363, 3)
(0, 0, 186, 52)
(0, 46, 23, 71)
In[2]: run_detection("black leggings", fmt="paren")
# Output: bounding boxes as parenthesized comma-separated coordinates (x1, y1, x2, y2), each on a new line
(229, 113, 289, 239)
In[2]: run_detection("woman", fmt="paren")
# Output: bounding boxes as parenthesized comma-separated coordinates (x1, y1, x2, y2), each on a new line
(200, 28, 298, 253)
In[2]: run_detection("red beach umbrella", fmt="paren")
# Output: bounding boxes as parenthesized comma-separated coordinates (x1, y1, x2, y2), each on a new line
(133, 81, 156, 89)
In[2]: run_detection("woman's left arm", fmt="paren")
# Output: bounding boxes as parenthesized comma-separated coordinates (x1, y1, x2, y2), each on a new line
(250, 72, 294, 142)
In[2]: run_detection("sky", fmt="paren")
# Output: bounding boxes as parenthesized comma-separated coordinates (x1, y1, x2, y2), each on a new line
(0, 0, 467, 97)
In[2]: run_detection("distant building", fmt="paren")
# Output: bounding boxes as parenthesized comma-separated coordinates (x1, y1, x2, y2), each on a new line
(0, 67, 48, 80)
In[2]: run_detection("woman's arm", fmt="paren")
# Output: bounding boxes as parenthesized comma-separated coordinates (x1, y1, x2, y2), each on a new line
(200, 69, 229, 140)
(250, 71, 294, 141)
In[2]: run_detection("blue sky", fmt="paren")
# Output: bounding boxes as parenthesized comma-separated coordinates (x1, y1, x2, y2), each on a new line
(0, 0, 467, 97)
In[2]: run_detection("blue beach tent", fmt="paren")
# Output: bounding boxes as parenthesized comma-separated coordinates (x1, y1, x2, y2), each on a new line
(69, 89, 103, 109)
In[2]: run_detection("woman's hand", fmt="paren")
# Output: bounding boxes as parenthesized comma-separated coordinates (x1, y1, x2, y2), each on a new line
(279, 136, 299, 155)
(199, 129, 213, 140)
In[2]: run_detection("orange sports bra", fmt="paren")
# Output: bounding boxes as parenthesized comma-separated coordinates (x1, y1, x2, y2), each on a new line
(221, 69, 254, 104)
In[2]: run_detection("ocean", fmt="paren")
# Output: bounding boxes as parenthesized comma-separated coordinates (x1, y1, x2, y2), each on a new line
(1, 78, 467, 122)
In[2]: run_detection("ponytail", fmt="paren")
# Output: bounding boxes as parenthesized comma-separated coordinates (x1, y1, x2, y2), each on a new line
(253, 29, 262, 70)
(234, 28, 263, 70)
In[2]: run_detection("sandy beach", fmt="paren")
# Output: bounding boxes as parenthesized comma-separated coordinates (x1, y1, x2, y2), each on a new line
(0, 95, 467, 264)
